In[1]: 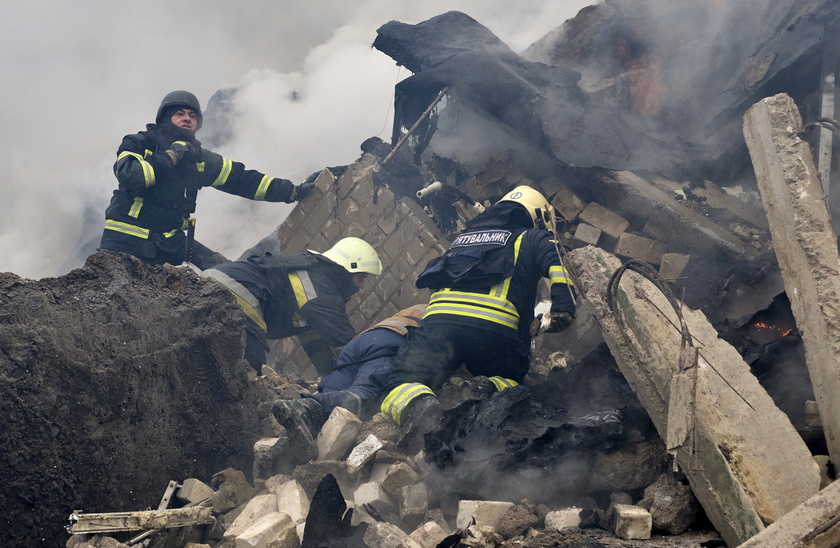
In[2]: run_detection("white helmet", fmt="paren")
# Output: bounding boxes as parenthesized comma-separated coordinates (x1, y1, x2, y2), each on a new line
(496, 185, 556, 233)
(322, 237, 383, 275)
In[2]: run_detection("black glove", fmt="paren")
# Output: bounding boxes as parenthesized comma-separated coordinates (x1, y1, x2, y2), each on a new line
(164, 141, 194, 167)
(291, 181, 315, 201)
(543, 311, 574, 333)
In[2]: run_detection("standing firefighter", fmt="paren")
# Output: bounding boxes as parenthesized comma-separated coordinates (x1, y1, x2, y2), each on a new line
(380, 186, 577, 445)
(100, 90, 313, 267)
(202, 237, 382, 373)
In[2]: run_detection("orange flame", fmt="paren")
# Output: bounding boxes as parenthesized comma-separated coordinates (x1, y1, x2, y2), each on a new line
(753, 322, 794, 337)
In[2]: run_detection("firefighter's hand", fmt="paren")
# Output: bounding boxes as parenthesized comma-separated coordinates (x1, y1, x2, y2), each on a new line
(291, 181, 315, 201)
(543, 312, 574, 333)
(165, 141, 194, 166)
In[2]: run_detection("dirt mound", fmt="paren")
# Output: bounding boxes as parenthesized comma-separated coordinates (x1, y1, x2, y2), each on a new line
(0, 251, 263, 547)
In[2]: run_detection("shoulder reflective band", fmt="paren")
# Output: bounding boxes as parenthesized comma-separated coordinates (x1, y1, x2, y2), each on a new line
(288, 271, 318, 309)
(254, 175, 273, 200)
(104, 219, 149, 239)
(211, 157, 233, 187)
(488, 376, 519, 391)
(128, 197, 144, 218)
(369, 304, 428, 335)
(202, 268, 267, 332)
(118, 151, 156, 188)
(549, 265, 575, 287)
(380, 383, 435, 425)
(424, 234, 525, 330)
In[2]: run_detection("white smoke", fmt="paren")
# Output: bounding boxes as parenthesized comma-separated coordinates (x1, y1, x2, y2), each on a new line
(0, 0, 594, 279)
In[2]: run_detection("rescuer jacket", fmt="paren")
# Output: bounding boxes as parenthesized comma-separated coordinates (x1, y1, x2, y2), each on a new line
(100, 123, 298, 261)
(415, 202, 576, 347)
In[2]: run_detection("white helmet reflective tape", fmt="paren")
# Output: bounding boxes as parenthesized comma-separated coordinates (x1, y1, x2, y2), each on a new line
(321, 237, 383, 275)
(496, 185, 556, 232)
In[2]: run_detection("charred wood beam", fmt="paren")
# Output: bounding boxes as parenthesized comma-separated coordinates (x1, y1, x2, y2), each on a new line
(566, 245, 820, 547)
(743, 93, 840, 469)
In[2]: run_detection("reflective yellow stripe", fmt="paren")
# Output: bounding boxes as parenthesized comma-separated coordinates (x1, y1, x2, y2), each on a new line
(211, 157, 233, 187)
(381, 383, 435, 425)
(425, 301, 518, 329)
(288, 271, 317, 309)
(104, 219, 150, 239)
(488, 376, 519, 391)
(118, 150, 156, 187)
(163, 229, 180, 238)
(254, 175, 272, 200)
(203, 268, 268, 332)
(128, 197, 143, 218)
(549, 265, 575, 287)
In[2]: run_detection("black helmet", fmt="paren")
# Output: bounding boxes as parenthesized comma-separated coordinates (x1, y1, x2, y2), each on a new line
(156, 90, 203, 130)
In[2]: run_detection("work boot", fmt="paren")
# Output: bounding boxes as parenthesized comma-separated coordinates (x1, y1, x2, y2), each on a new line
(398, 394, 443, 453)
(469, 375, 497, 401)
(272, 398, 324, 462)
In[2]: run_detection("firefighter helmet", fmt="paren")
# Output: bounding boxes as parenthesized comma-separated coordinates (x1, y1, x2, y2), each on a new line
(322, 237, 383, 275)
(156, 90, 203, 130)
(496, 185, 556, 232)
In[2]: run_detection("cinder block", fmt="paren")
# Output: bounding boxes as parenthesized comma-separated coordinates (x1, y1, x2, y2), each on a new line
(614, 233, 666, 265)
(405, 520, 448, 548)
(613, 504, 652, 540)
(354, 481, 397, 516)
(579, 202, 630, 238)
(382, 462, 421, 498)
(346, 434, 384, 475)
(572, 223, 601, 248)
(317, 407, 362, 461)
(455, 500, 515, 530)
(269, 479, 309, 524)
(659, 253, 690, 282)
(176, 478, 215, 505)
(544, 508, 581, 531)
(234, 511, 293, 548)
(399, 483, 431, 519)
(550, 185, 587, 221)
(364, 521, 411, 548)
(224, 494, 279, 540)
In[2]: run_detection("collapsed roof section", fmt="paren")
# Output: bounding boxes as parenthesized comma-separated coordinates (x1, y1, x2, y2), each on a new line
(373, 2, 838, 180)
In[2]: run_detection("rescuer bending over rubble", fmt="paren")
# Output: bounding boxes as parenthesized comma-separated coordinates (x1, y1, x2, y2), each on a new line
(271, 305, 426, 462)
(380, 186, 577, 446)
(201, 237, 382, 373)
(99, 90, 314, 268)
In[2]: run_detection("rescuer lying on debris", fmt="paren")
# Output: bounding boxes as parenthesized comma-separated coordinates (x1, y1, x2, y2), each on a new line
(201, 237, 383, 373)
(271, 304, 427, 462)
(379, 186, 578, 447)
(99, 90, 314, 269)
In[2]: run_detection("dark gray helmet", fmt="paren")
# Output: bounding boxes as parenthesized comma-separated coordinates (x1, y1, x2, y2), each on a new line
(156, 90, 203, 130)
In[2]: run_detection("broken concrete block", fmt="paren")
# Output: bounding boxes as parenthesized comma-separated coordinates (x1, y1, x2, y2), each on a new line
(578, 202, 629, 238)
(813, 456, 833, 489)
(382, 462, 421, 498)
(613, 232, 666, 265)
(184, 543, 211, 548)
(224, 493, 279, 540)
(658, 253, 690, 283)
(252, 437, 282, 480)
(399, 483, 431, 519)
(363, 520, 410, 548)
(571, 223, 601, 248)
(210, 469, 257, 514)
(544, 508, 581, 531)
(638, 472, 698, 535)
(405, 520, 448, 548)
(267, 479, 309, 524)
(612, 504, 651, 540)
(354, 481, 397, 516)
(567, 245, 821, 547)
(317, 406, 362, 461)
(293, 460, 352, 495)
(233, 511, 293, 548)
(805, 400, 822, 428)
(497, 504, 541, 539)
(455, 500, 515, 530)
(176, 478, 215, 505)
(549, 184, 587, 221)
(346, 434, 384, 475)
(369, 462, 392, 484)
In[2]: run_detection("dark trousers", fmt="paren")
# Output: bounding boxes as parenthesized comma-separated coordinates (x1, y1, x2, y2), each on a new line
(384, 322, 530, 394)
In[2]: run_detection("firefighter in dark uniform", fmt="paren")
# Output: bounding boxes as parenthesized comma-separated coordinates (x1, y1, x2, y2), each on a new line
(100, 90, 313, 268)
(271, 305, 426, 462)
(201, 237, 383, 373)
(379, 186, 577, 444)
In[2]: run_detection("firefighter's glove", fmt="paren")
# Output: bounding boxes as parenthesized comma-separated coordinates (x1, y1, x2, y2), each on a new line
(165, 141, 194, 167)
(291, 181, 315, 202)
(543, 311, 574, 333)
